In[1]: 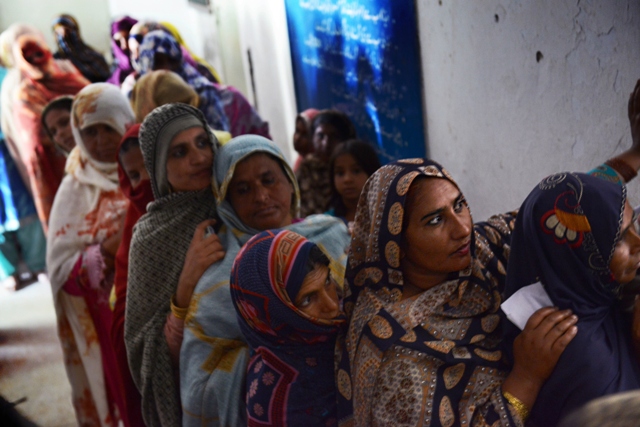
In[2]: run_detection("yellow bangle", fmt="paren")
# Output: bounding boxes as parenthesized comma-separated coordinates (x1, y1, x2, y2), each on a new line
(503, 390, 530, 421)
(170, 294, 189, 320)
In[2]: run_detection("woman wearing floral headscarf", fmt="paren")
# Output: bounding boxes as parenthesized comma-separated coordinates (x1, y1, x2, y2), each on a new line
(52, 14, 111, 83)
(11, 32, 89, 230)
(231, 229, 346, 426)
(135, 31, 270, 138)
(47, 83, 134, 427)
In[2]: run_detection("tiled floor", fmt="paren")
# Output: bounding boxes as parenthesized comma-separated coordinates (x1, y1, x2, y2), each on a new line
(0, 277, 77, 427)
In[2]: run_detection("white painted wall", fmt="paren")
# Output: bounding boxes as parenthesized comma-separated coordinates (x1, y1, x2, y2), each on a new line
(417, 0, 640, 220)
(0, 0, 111, 55)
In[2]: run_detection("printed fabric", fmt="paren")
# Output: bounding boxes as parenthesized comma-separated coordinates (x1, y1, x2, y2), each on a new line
(180, 134, 349, 427)
(336, 158, 523, 427)
(503, 172, 640, 426)
(231, 229, 347, 427)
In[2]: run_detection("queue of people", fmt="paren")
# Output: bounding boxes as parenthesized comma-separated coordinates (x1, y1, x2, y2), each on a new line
(0, 11, 639, 427)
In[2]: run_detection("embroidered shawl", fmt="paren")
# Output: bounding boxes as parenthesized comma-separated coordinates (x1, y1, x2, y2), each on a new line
(337, 159, 522, 427)
(503, 172, 640, 426)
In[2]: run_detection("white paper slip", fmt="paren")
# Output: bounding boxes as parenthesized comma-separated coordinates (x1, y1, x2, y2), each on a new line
(500, 281, 554, 330)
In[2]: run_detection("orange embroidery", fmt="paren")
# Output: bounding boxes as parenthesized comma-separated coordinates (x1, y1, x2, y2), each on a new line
(77, 190, 128, 240)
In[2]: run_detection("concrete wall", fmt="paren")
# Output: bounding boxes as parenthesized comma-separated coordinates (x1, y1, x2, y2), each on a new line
(417, 0, 640, 220)
(0, 0, 111, 56)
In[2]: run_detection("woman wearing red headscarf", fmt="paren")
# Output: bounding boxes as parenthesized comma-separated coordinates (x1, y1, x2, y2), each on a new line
(12, 33, 88, 230)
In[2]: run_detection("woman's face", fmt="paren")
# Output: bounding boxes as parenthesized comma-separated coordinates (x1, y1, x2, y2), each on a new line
(227, 153, 294, 231)
(80, 124, 122, 163)
(401, 178, 472, 296)
(44, 108, 74, 152)
(165, 126, 213, 192)
(313, 123, 340, 162)
(333, 153, 369, 204)
(294, 264, 340, 320)
(120, 145, 150, 189)
(610, 202, 640, 284)
(113, 30, 129, 52)
(293, 118, 311, 155)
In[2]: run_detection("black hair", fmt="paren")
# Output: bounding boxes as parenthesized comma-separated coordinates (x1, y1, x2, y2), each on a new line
(311, 109, 357, 141)
(41, 96, 74, 139)
(118, 136, 140, 160)
(328, 139, 382, 217)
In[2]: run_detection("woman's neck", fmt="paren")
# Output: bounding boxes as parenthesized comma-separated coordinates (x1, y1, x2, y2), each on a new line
(342, 198, 358, 222)
(400, 259, 449, 300)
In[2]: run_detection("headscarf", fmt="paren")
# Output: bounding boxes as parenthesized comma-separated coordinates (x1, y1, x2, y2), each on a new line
(128, 21, 165, 72)
(337, 159, 519, 427)
(160, 21, 221, 83)
(180, 135, 349, 427)
(130, 70, 199, 123)
(47, 83, 134, 295)
(125, 102, 219, 427)
(52, 15, 111, 83)
(503, 172, 640, 426)
(0, 24, 45, 194)
(137, 31, 229, 132)
(107, 16, 138, 85)
(12, 34, 89, 228)
(111, 123, 151, 427)
(231, 229, 345, 426)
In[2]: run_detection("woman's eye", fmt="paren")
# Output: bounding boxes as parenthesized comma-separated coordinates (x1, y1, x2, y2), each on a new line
(235, 185, 249, 195)
(298, 294, 312, 308)
(454, 198, 467, 212)
(171, 148, 186, 158)
(196, 137, 209, 148)
(262, 175, 275, 186)
(427, 215, 442, 226)
(352, 167, 363, 174)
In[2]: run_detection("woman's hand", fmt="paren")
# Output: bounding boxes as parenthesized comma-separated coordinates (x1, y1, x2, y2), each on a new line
(502, 307, 578, 410)
(175, 219, 225, 309)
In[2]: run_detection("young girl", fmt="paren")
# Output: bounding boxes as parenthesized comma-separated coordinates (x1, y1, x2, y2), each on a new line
(327, 139, 381, 224)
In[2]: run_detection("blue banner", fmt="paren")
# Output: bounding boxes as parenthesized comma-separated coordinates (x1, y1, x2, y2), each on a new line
(285, 0, 426, 161)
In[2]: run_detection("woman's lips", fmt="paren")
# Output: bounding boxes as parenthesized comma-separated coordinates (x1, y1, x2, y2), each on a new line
(453, 241, 471, 256)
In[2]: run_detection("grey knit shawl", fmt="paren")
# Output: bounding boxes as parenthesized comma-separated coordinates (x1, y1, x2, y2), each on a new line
(125, 103, 218, 427)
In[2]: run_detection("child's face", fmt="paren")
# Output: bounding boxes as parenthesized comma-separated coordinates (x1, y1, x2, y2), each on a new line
(333, 153, 369, 204)
(120, 145, 150, 189)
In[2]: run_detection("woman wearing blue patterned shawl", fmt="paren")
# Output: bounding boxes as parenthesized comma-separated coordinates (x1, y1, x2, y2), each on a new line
(180, 134, 350, 427)
(231, 229, 345, 426)
(52, 15, 111, 83)
(136, 30, 229, 132)
(503, 172, 640, 426)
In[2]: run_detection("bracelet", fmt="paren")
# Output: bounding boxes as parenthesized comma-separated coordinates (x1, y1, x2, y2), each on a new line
(605, 158, 637, 182)
(170, 294, 189, 320)
(503, 390, 530, 422)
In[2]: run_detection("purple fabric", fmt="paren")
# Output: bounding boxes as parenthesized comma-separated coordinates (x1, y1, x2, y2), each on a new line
(107, 16, 137, 86)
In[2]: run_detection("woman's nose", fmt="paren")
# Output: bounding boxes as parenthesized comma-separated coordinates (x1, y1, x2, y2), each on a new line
(451, 210, 471, 239)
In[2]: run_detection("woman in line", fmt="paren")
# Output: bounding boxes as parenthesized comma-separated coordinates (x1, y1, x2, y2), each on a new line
(292, 108, 319, 172)
(0, 23, 43, 193)
(180, 135, 350, 426)
(108, 15, 138, 86)
(231, 229, 347, 426)
(502, 172, 640, 426)
(47, 83, 134, 427)
(42, 95, 75, 156)
(327, 139, 381, 226)
(111, 123, 152, 427)
(125, 103, 224, 427)
(52, 15, 111, 83)
(297, 109, 356, 217)
(130, 69, 199, 123)
(12, 33, 88, 230)
(136, 31, 270, 138)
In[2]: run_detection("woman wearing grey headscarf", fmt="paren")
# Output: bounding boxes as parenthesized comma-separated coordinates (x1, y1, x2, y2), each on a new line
(125, 103, 224, 427)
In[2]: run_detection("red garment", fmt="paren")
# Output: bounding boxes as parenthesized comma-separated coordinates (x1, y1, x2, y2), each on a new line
(111, 124, 153, 427)
(12, 34, 89, 230)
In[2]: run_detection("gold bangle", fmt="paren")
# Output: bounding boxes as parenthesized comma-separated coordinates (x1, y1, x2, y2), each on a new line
(170, 294, 189, 320)
(503, 390, 530, 421)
